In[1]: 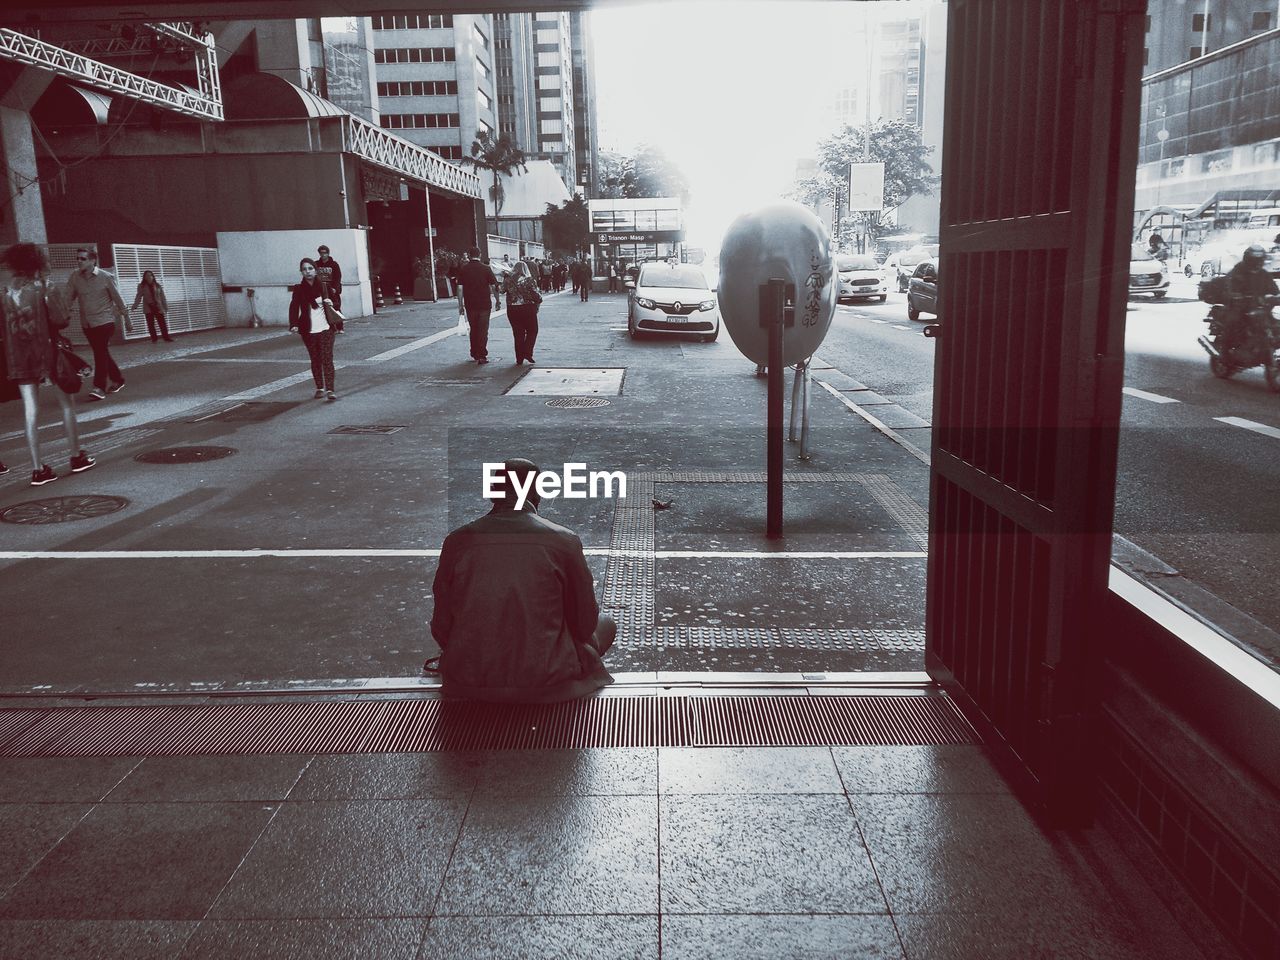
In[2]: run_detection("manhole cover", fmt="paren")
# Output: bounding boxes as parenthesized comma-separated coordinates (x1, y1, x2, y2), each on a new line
(328, 425, 406, 435)
(545, 397, 611, 408)
(0, 495, 129, 525)
(134, 446, 238, 464)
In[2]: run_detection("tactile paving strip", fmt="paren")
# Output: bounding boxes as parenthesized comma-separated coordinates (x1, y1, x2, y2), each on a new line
(604, 472, 929, 653)
(629, 627, 925, 652)
(860, 475, 929, 549)
(0, 693, 978, 756)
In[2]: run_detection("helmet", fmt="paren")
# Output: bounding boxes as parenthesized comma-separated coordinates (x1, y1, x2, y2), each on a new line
(1242, 243, 1268, 268)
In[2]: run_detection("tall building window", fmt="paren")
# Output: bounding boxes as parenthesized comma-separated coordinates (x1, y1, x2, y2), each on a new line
(1144, 14, 1151, 32)
(431, 145, 463, 160)
(379, 113, 461, 129)
(1190, 45, 1203, 58)
(1253, 11, 1272, 30)
(478, 89, 493, 111)
(374, 47, 457, 64)
(473, 25, 489, 49)
(377, 80, 459, 97)
(371, 14, 453, 29)
(1191, 13, 1211, 31)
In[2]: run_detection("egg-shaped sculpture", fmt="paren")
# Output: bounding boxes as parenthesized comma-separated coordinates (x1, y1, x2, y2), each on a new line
(717, 201, 837, 367)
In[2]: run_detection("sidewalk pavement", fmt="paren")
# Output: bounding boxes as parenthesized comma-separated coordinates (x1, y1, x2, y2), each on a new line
(0, 293, 1233, 958)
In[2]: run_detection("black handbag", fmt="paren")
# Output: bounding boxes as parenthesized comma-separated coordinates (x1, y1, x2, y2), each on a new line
(50, 334, 91, 395)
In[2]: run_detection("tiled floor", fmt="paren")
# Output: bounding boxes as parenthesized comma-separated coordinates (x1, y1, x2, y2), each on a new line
(0, 746, 1234, 959)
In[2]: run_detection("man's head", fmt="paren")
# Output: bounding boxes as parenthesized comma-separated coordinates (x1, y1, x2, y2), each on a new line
(502, 254, 511, 263)
(1149, 233, 1163, 246)
(1242, 243, 1269, 271)
(489, 458, 541, 510)
(317, 245, 331, 261)
(468, 246, 481, 260)
(76, 248, 97, 274)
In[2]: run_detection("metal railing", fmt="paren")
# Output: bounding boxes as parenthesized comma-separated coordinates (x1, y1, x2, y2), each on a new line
(0, 27, 222, 121)
(343, 115, 481, 199)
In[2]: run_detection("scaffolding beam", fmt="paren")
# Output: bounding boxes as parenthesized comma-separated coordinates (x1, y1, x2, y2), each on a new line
(0, 27, 223, 121)
(343, 115, 481, 199)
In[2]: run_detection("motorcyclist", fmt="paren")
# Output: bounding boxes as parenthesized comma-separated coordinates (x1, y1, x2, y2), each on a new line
(1219, 243, 1280, 354)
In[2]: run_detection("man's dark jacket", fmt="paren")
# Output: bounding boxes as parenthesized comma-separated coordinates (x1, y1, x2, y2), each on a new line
(431, 506, 613, 702)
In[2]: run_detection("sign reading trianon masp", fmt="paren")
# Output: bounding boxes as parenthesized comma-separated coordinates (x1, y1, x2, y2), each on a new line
(594, 231, 685, 244)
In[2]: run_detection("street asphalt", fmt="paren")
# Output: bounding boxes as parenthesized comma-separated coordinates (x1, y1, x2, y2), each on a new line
(0, 289, 933, 694)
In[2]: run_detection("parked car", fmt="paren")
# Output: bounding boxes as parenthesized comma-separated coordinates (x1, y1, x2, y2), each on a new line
(895, 244, 939, 292)
(906, 260, 938, 321)
(627, 261, 720, 342)
(1128, 243, 1169, 298)
(836, 254, 888, 303)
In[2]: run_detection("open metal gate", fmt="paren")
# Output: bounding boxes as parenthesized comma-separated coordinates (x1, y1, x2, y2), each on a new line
(928, 0, 1144, 824)
(112, 243, 227, 340)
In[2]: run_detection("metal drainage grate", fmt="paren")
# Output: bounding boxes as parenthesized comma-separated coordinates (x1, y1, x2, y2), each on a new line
(0, 495, 129, 525)
(328, 425, 405, 435)
(0, 694, 979, 757)
(546, 397, 611, 409)
(134, 446, 237, 465)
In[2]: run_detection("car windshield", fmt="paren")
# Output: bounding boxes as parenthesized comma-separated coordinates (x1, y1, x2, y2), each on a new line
(899, 245, 938, 267)
(836, 255, 878, 271)
(639, 265, 709, 289)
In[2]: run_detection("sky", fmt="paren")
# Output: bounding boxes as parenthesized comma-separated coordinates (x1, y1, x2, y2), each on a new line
(589, 0, 926, 252)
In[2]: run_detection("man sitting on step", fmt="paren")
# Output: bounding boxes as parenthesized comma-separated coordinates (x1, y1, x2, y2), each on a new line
(428, 458, 616, 702)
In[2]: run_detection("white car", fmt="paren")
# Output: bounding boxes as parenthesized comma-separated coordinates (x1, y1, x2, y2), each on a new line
(628, 262, 720, 342)
(895, 245, 939, 292)
(836, 254, 888, 303)
(1128, 243, 1169, 299)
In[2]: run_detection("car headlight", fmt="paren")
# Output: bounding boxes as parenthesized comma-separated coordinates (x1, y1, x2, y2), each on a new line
(636, 296, 656, 310)
(699, 299, 717, 311)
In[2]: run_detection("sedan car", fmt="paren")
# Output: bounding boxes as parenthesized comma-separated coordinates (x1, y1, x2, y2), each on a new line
(1128, 242, 1169, 299)
(627, 261, 720, 342)
(836, 254, 888, 303)
(895, 244, 939, 292)
(906, 260, 938, 321)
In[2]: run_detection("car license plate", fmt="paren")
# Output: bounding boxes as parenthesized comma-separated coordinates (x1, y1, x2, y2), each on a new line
(856, 285, 877, 292)
(666, 315, 689, 323)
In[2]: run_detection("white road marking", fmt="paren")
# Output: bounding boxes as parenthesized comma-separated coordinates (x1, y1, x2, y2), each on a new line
(1122, 387, 1180, 404)
(1215, 417, 1280, 440)
(892, 324, 912, 331)
(867, 318, 889, 324)
(0, 548, 926, 561)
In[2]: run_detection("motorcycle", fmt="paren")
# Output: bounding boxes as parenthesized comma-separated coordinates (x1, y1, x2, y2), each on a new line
(1196, 290, 1280, 393)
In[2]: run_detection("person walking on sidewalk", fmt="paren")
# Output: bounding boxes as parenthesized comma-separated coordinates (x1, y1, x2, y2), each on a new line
(65, 248, 128, 401)
(573, 257, 591, 302)
(428, 457, 616, 702)
(130, 270, 173, 343)
(503, 260, 542, 365)
(288, 258, 341, 401)
(0, 243, 95, 486)
(456, 247, 502, 365)
(607, 259, 619, 293)
(315, 245, 343, 310)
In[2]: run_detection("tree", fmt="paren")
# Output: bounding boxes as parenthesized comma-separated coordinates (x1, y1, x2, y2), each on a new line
(596, 146, 689, 202)
(461, 130, 527, 216)
(543, 195, 590, 255)
(795, 119, 937, 252)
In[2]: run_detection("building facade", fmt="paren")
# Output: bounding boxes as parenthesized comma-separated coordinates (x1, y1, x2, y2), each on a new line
(1143, 0, 1277, 73)
(530, 11, 577, 190)
(569, 11, 599, 198)
(370, 12, 497, 162)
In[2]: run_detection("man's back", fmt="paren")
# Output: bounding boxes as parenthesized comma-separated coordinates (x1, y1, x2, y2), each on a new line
(431, 508, 611, 702)
(456, 259, 496, 309)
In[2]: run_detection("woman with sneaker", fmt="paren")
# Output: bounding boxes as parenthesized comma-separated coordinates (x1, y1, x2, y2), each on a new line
(503, 260, 543, 365)
(288, 257, 340, 401)
(130, 270, 173, 343)
(0, 243, 95, 486)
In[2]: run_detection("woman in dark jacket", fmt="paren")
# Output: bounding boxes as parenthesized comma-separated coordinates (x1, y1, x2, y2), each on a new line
(130, 270, 173, 343)
(287, 258, 340, 401)
(0, 243, 94, 485)
(503, 260, 542, 365)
